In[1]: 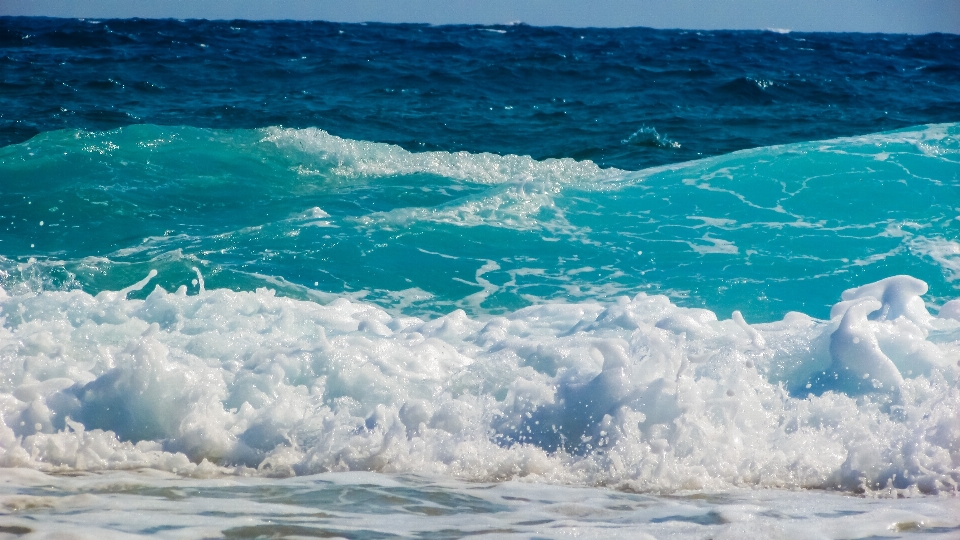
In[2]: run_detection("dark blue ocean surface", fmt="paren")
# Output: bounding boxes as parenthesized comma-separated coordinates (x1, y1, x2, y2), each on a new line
(1, 17, 959, 168)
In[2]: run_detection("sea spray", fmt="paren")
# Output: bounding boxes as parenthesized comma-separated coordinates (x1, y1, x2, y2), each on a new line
(1, 271, 957, 494)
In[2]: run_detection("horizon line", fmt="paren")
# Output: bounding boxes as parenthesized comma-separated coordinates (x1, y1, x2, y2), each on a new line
(3, 15, 957, 37)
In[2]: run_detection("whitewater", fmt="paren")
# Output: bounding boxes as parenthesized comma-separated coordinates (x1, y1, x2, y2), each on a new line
(2, 17, 960, 539)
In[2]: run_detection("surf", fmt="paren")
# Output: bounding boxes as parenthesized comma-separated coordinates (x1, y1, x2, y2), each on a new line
(0, 267, 958, 495)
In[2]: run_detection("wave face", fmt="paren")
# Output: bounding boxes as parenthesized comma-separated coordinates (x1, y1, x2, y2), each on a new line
(1, 123, 959, 494)
(2, 123, 958, 319)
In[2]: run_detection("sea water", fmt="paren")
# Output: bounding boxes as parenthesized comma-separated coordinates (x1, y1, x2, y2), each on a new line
(0, 17, 959, 539)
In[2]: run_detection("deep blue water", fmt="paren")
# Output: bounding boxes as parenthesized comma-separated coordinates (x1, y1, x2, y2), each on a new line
(2, 18, 959, 169)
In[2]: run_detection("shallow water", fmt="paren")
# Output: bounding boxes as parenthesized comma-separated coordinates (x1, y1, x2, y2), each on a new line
(2, 470, 960, 539)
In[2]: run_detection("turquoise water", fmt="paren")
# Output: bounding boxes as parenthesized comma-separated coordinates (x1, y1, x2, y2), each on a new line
(2, 123, 958, 320)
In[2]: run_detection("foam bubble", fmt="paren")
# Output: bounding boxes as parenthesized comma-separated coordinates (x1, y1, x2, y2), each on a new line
(910, 236, 960, 282)
(0, 274, 957, 494)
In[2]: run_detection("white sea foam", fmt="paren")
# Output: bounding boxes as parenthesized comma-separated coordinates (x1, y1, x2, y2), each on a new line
(261, 126, 628, 187)
(910, 236, 960, 282)
(258, 127, 634, 240)
(0, 273, 957, 495)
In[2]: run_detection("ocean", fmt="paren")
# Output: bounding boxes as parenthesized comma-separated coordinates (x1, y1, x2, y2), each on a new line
(0, 17, 959, 538)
